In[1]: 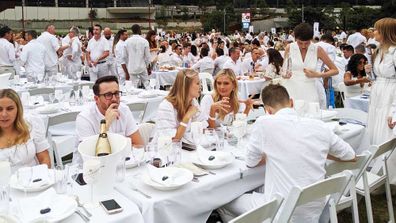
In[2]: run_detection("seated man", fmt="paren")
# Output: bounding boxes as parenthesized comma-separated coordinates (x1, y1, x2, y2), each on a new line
(220, 84, 356, 222)
(76, 75, 144, 146)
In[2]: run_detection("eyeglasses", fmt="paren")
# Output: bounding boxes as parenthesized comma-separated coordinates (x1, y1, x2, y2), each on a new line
(98, 91, 123, 100)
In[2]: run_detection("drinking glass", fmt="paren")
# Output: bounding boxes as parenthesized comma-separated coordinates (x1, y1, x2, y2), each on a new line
(132, 145, 146, 167)
(83, 159, 101, 207)
(0, 185, 10, 214)
(215, 128, 225, 151)
(55, 90, 63, 103)
(201, 128, 219, 151)
(149, 79, 156, 90)
(49, 93, 55, 104)
(115, 157, 126, 182)
(232, 120, 247, 149)
(170, 140, 182, 165)
(0, 161, 11, 188)
(191, 122, 203, 146)
(54, 165, 67, 194)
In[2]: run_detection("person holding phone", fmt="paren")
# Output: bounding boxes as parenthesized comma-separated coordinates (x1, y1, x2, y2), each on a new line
(200, 69, 254, 128)
(343, 54, 371, 87)
(76, 75, 144, 146)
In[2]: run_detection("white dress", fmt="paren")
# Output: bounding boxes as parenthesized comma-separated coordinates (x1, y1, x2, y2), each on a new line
(0, 116, 50, 173)
(368, 46, 396, 184)
(282, 42, 320, 104)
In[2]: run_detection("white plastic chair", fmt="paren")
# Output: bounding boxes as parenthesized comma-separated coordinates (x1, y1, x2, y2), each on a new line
(0, 73, 11, 89)
(199, 72, 214, 95)
(46, 111, 80, 168)
(138, 122, 156, 146)
(338, 82, 347, 105)
(127, 102, 147, 124)
(276, 170, 353, 223)
(355, 138, 396, 223)
(325, 151, 373, 223)
(333, 108, 368, 126)
(229, 194, 283, 223)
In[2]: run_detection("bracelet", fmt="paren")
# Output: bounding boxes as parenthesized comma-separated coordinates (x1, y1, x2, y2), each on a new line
(180, 122, 188, 127)
(209, 116, 216, 121)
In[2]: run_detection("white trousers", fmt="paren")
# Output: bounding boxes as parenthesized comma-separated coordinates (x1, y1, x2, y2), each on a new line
(89, 63, 110, 82)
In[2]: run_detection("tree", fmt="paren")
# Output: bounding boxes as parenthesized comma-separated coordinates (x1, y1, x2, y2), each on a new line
(181, 7, 189, 20)
(201, 10, 224, 32)
(288, 6, 337, 30)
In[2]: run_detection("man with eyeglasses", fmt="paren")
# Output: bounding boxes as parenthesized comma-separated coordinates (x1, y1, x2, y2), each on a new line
(76, 75, 144, 146)
(169, 44, 183, 67)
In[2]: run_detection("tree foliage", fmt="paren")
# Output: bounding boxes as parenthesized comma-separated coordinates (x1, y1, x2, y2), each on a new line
(288, 6, 337, 30)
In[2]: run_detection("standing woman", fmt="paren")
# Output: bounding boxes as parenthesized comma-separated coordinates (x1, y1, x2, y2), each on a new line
(146, 30, 159, 71)
(368, 18, 396, 183)
(282, 23, 338, 105)
(113, 29, 129, 84)
(0, 89, 51, 172)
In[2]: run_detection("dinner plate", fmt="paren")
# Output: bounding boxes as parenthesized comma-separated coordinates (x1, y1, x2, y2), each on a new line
(0, 214, 20, 223)
(193, 151, 235, 170)
(142, 167, 193, 191)
(10, 170, 55, 193)
(36, 105, 60, 114)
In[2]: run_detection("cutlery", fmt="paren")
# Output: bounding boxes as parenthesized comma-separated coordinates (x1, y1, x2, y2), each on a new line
(74, 195, 92, 217)
(129, 182, 151, 199)
(75, 209, 90, 222)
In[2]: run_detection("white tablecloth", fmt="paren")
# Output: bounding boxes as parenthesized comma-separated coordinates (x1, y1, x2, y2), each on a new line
(152, 70, 179, 88)
(237, 79, 267, 99)
(345, 95, 369, 112)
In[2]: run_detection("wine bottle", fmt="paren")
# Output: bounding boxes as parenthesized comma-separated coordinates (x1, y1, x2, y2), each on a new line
(95, 119, 112, 156)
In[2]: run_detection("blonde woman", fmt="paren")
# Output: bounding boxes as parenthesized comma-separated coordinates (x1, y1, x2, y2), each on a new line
(155, 69, 206, 142)
(0, 89, 50, 172)
(368, 18, 396, 186)
(201, 69, 254, 128)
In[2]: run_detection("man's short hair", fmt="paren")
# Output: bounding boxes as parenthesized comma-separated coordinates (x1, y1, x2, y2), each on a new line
(93, 75, 119, 96)
(261, 84, 290, 107)
(200, 47, 209, 57)
(45, 24, 54, 31)
(26, 30, 38, 39)
(354, 44, 366, 54)
(70, 26, 80, 35)
(94, 24, 102, 30)
(0, 25, 11, 38)
(131, 24, 141, 35)
(320, 33, 334, 44)
(294, 23, 313, 41)
(343, 45, 354, 53)
(216, 47, 224, 56)
(228, 47, 239, 56)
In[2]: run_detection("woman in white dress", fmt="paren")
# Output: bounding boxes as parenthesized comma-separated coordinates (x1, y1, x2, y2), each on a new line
(367, 18, 396, 183)
(282, 23, 338, 105)
(200, 69, 253, 128)
(155, 69, 206, 143)
(0, 89, 51, 172)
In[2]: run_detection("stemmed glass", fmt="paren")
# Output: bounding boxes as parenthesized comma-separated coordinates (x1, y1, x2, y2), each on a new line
(149, 79, 156, 90)
(82, 159, 101, 208)
(48, 93, 55, 104)
(282, 57, 292, 79)
(231, 120, 247, 149)
(54, 90, 63, 104)
(132, 145, 146, 167)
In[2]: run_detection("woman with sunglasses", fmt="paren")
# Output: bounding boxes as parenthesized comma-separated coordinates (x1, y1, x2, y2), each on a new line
(155, 69, 206, 142)
(201, 69, 253, 128)
(0, 89, 51, 172)
(344, 54, 371, 86)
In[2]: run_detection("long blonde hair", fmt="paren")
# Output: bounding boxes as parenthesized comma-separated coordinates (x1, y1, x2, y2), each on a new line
(373, 18, 396, 63)
(166, 69, 199, 121)
(213, 69, 240, 119)
(0, 89, 30, 145)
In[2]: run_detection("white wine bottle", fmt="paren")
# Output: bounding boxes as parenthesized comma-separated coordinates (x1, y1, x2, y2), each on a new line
(95, 119, 112, 156)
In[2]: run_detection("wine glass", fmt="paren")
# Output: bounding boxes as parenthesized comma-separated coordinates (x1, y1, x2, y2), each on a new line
(83, 159, 101, 208)
(48, 93, 55, 104)
(191, 122, 203, 147)
(55, 90, 63, 103)
(149, 79, 156, 90)
(132, 145, 145, 167)
(232, 120, 247, 149)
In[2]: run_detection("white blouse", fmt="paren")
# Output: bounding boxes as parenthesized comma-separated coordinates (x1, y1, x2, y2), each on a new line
(0, 116, 50, 173)
(264, 64, 282, 80)
(154, 98, 207, 144)
(200, 94, 245, 127)
(373, 46, 396, 79)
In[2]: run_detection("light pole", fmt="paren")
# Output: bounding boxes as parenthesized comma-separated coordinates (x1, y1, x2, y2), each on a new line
(148, 0, 151, 29)
(223, 8, 226, 34)
(21, 0, 25, 31)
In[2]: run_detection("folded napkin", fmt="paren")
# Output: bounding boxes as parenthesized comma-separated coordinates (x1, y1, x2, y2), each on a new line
(18, 188, 75, 222)
(147, 165, 182, 187)
(17, 164, 50, 189)
(36, 104, 59, 114)
(197, 147, 228, 166)
(176, 163, 208, 176)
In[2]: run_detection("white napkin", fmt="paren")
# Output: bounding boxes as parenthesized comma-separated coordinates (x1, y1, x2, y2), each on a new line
(36, 104, 59, 113)
(197, 147, 228, 166)
(18, 164, 50, 189)
(18, 188, 75, 222)
(147, 165, 181, 187)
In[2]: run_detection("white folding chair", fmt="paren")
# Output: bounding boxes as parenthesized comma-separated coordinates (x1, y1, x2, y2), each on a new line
(199, 72, 214, 95)
(229, 194, 283, 223)
(337, 82, 347, 106)
(0, 73, 11, 89)
(333, 108, 368, 126)
(127, 102, 147, 124)
(28, 87, 55, 96)
(46, 111, 80, 168)
(201, 68, 214, 76)
(325, 151, 373, 223)
(355, 138, 396, 223)
(276, 170, 353, 223)
(138, 122, 156, 146)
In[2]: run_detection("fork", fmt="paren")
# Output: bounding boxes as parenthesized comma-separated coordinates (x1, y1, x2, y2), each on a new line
(75, 209, 90, 222)
(129, 182, 152, 199)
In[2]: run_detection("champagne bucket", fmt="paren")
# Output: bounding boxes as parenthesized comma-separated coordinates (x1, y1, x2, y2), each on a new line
(78, 133, 129, 194)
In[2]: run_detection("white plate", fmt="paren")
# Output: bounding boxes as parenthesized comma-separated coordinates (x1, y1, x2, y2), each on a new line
(36, 105, 60, 114)
(142, 167, 193, 191)
(10, 170, 55, 193)
(193, 151, 235, 170)
(0, 214, 20, 223)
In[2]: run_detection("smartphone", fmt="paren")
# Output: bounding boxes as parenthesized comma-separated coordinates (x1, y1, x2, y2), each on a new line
(100, 199, 123, 214)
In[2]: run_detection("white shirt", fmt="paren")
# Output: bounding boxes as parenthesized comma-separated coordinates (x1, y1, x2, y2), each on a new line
(0, 38, 15, 67)
(316, 41, 336, 71)
(0, 116, 49, 173)
(76, 102, 139, 142)
(213, 55, 229, 74)
(63, 36, 82, 65)
(191, 56, 214, 73)
(287, 35, 295, 42)
(37, 31, 60, 68)
(223, 58, 243, 76)
(106, 36, 115, 61)
(347, 32, 367, 48)
(339, 31, 347, 40)
(19, 39, 46, 75)
(157, 52, 172, 66)
(87, 36, 110, 62)
(333, 56, 349, 87)
(367, 38, 379, 47)
(169, 52, 183, 67)
(123, 35, 151, 74)
(246, 108, 355, 222)
(154, 99, 207, 144)
(114, 39, 126, 67)
(241, 57, 258, 74)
